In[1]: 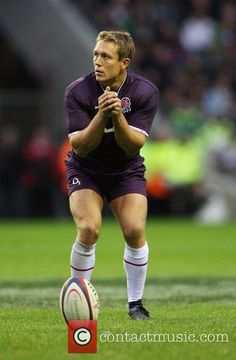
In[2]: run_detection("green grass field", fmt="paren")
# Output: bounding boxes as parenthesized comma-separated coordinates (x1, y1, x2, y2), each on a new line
(0, 218, 235, 359)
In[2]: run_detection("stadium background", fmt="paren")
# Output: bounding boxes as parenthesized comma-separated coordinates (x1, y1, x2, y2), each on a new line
(0, 1, 235, 359)
(0, 0, 236, 221)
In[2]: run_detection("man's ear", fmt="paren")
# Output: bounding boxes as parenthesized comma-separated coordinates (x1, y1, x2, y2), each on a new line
(122, 58, 130, 70)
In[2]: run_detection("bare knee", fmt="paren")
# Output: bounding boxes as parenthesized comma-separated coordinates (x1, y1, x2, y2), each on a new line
(123, 225, 145, 248)
(77, 221, 100, 244)
(71, 211, 101, 244)
(69, 192, 102, 245)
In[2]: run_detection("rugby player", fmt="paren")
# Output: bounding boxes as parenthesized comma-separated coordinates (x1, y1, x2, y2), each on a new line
(64, 31, 159, 319)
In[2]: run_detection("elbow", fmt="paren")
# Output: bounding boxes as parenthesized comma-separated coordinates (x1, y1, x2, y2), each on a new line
(122, 135, 146, 157)
(125, 144, 142, 157)
(70, 135, 78, 150)
(70, 136, 87, 157)
(125, 149, 139, 157)
(71, 145, 88, 157)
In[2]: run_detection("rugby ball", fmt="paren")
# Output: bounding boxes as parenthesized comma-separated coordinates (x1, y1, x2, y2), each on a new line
(60, 276, 100, 322)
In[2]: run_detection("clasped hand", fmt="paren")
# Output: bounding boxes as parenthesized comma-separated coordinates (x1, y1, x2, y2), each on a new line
(98, 86, 121, 118)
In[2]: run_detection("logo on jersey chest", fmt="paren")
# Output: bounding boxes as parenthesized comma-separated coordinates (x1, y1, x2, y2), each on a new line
(103, 98, 131, 133)
(121, 97, 131, 113)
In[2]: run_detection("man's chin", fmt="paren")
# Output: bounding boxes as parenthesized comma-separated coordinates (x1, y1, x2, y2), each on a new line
(95, 73, 105, 81)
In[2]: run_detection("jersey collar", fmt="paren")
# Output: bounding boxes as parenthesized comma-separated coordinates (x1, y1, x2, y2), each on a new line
(99, 72, 127, 94)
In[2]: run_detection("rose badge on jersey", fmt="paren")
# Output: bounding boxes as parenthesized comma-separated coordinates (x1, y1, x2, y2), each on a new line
(121, 97, 131, 113)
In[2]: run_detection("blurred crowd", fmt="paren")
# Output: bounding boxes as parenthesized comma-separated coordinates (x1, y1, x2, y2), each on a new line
(0, 0, 236, 222)
(75, 0, 236, 125)
(0, 125, 69, 218)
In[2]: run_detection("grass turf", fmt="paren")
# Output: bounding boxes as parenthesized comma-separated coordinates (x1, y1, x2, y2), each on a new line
(0, 218, 235, 359)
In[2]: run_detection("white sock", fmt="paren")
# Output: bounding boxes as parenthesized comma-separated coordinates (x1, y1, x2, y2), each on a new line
(70, 238, 96, 280)
(123, 242, 149, 302)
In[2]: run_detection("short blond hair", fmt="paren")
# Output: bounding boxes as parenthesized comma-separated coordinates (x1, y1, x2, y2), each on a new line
(96, 31, 135, 62)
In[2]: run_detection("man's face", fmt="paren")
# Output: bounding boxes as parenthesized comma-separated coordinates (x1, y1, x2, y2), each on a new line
(93, 40, 125, 84)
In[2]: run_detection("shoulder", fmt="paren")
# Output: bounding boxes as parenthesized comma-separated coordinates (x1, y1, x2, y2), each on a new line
(65, 72, 96, 100)
(127, 72, 159, 108)
(128, 71, 159, 96)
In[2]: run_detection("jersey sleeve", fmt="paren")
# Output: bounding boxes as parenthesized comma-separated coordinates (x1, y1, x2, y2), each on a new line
(128, 85, 159, 136)
(64, 87, 91, 135)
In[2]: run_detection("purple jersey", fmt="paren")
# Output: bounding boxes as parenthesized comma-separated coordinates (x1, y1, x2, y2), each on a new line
(64, 71, 159, 170)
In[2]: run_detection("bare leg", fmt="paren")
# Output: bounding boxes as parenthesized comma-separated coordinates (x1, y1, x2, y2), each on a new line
(69, 189, 103, 279)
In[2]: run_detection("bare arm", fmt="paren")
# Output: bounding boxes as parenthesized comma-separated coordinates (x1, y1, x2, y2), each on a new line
(110, 95, 146, 157)
(69, 87, 119, 157)
(113, 112, 146, 156)
(69, 112, 107, 157)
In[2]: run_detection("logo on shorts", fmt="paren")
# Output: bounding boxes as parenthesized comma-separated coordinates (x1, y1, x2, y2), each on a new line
(72, 178, 80, 185)
(121, 97, 131, 113)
